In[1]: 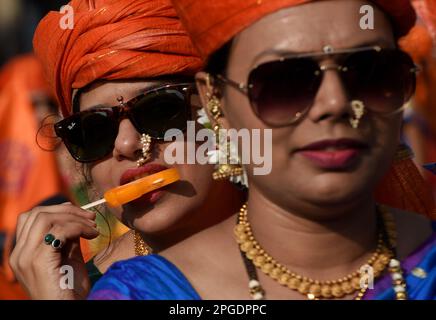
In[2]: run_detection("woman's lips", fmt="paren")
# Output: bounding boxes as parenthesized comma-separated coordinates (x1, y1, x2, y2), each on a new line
(119, 163, 170, 207)
(299, 149, 361, 169)
(295, 139, 368, 169)
(127, 188, 166, 208)
(119, 163, 168, 186)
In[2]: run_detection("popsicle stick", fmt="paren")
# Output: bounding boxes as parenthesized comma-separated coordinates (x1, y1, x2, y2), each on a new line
(81, 198, 107, 210)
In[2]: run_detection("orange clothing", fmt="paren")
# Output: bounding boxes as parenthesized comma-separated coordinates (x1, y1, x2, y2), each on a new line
(170, 0, 416, 58)
(412, 0, 436, 42)
(0, 55, 63, 286)
(33, 0, 203, 117)
(0, 272, 26, 300)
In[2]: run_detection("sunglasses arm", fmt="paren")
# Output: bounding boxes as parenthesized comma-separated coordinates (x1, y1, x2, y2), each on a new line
(216, 74, 249, 95)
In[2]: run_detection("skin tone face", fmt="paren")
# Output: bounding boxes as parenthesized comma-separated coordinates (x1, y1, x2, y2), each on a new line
(78, 79, 235, 249)
(161, 0, 431, 300)
(198, 0, 401, 220)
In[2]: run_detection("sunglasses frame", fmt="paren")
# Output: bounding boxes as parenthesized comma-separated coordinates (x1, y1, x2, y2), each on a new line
(55, 83, 195, 163)
(216, 46, 419, 127)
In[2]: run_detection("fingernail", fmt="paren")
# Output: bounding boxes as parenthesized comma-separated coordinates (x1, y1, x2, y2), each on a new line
(86, 210, 97, 217)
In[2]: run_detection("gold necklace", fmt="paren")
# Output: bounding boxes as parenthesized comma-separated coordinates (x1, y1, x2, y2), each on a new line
(133, 230, 152, 256)
(235, 203, 407, 300)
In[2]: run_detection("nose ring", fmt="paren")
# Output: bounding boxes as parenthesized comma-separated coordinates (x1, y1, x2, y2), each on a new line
(137, 134, 152, 167)
(349, 100, 365, 129)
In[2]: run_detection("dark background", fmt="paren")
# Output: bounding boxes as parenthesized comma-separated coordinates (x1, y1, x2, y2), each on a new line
(0, 0, 68, 67)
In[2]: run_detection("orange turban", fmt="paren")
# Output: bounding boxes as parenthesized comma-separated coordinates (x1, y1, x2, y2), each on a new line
(412, 0, 436, 42)
(33, 0, 203, 117)
(171, 0, 416, 59)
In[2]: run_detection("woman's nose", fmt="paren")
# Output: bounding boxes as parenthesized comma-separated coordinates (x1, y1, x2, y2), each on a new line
(306, 66, 351, 125)
(112, 119, 143, 162)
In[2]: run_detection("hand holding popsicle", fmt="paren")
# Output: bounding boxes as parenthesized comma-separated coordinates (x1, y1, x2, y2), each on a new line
(81, 168, 180, 210)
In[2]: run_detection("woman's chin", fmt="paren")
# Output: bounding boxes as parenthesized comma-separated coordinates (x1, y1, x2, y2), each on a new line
(282, 172, 373, 207)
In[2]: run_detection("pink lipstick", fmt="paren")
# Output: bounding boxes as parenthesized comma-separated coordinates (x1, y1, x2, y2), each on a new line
(295, 139, 368, 169)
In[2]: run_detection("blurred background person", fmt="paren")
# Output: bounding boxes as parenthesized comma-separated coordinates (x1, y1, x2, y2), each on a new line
(0, 0, 110, 299)
(0, 54, 64, 299)
(401, 0, 436, 197)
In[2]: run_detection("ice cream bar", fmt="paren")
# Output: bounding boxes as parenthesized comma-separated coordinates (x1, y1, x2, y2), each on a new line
(81, 168, 179, 210)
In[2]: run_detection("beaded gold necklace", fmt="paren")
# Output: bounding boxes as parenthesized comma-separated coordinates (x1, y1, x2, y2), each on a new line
(234, 204, 407, 300)
(133, 230, 152, 256)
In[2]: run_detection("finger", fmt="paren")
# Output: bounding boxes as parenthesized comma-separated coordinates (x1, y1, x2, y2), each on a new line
(11, 205, 95, 282)
(14, 208, 44, 254)
(16, 205, 96, 249)
(19, 221, 99, 268)
(59, 204, 97, 220)
(10, 213, 31, 274)
(19, 212, 98, 254)
(32, 222, 99, 257)
(50, 221, 100, 242)
(16, 212, 30, 241)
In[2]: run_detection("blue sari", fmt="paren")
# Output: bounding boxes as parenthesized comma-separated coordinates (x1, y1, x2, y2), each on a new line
(88, 233, 436, 300)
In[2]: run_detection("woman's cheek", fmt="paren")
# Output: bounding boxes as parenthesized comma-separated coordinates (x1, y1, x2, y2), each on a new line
(89, 161, 112, 195)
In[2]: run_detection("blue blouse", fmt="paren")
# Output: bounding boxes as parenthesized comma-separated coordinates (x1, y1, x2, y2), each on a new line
(89, 255, 200, 300)
(89, 234, 436, 300)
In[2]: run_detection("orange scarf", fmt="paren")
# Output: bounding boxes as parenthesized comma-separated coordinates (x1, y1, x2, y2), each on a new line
(170, 0, 416, 58)
(33, 0, 203, 117)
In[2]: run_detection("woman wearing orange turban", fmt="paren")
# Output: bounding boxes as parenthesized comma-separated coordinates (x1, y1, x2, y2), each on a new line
(90, 0, 436, 300)
(0, 54, 65, 299)
(9, 0, 243, 299)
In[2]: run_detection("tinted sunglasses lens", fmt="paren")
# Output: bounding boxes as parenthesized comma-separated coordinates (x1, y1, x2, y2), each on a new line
(343, 49, 416, 113)
(248, 58, 321, 126)
(130, 87, 190, 138)
(57, 110, 118, 162)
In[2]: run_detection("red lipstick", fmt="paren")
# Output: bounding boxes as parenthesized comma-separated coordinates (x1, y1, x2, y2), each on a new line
(120, 164, 168, 186)
(119, 164, 169, 206)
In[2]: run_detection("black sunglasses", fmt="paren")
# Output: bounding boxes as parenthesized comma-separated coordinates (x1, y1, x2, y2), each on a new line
(217, 46, 418, 127)
(55, 83, 194, 163)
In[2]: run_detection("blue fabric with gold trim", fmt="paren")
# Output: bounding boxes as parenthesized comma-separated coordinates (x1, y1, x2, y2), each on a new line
(88, 233, 436, 300)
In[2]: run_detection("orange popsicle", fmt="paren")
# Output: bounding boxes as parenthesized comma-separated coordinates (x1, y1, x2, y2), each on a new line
(81, 168, 179, 210)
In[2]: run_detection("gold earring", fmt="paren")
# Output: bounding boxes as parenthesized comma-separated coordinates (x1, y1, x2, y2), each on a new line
(349, 100, 365, 129)
(205, 74, 244, 181)
(137, 134, 152, 167)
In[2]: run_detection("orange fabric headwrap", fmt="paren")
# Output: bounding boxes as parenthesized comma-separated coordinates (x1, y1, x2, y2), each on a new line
(33, 0, 203, 117)
(170, 0, 416, 59)
(412, 0, 436, 41)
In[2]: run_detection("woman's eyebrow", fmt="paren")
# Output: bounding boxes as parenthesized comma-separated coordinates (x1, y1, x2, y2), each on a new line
(80, 81, 178, 112)
(133, 84, 160, 96)
(80, 86, 154, 111)
(80, 103, 110, 112)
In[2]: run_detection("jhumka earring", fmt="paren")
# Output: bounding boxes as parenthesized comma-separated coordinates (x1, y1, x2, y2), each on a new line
(137, 133, 152, 167)
(349, 100, 365, 129)
(205, 74, 244, 181)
